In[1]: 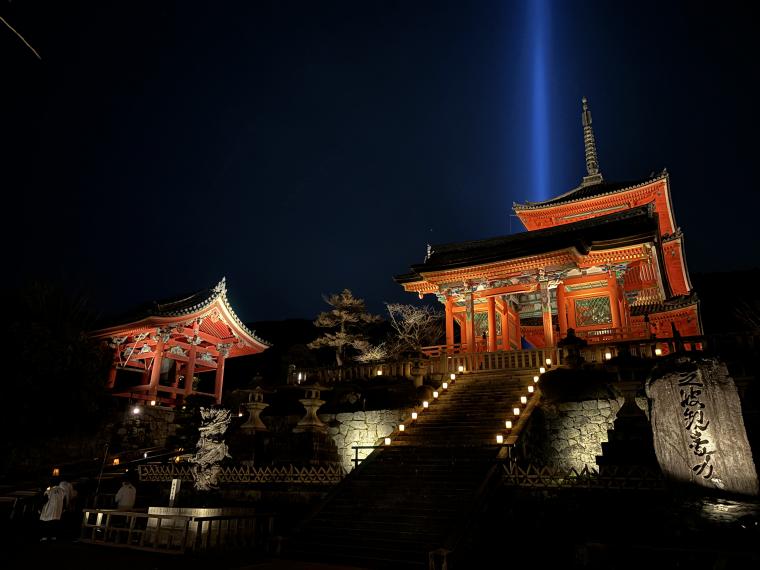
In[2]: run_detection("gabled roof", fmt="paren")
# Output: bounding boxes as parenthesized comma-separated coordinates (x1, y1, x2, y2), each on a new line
(92, 277, 270, 348)
(513, 172, 666, 211)
(396, 206, 659, 282)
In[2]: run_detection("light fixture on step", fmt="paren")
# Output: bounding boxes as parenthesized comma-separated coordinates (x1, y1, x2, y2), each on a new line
(411, 412, 418, 420)
(513, 408, 520, 416)
(539, 367, 546, 374)
(384, 437, 391, 445)
(545, 358, 552, 366)
(655, 347, 663, 356)
(433, 391, 439, 399)
(399, 424, 405, 432)
(528, 385, 534, 393)
(450, 373, 456, 381)
(458, 365, 464, 373)
(442, 382, 448, 390)
(520, 396, 527, 404)
(505, 420, 513, 429)
(496, 434, 504, 444)
(605, 351, 612, 360)
(423, 401, 429, 409)
(533, 375, 539, 383)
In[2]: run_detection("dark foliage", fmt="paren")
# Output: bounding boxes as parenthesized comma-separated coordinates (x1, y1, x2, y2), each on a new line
(538, 367, 619, 403)
(1, 281, 114, 478)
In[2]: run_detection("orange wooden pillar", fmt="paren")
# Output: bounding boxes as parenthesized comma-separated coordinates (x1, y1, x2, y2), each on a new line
(214, 353, 226, 404)
(107, 365, 117, 389)
(607, 272, 622, 333)
(184, 345, 198, 397)
(500, 298, 510, 351)
(539, 280, 554, 347)
(487, 296, 497, 352)
(556, 282, 568, 338)
(148, 337, 166, 399)
(465, 292, 476, 352)
(445, 296, 455, 351)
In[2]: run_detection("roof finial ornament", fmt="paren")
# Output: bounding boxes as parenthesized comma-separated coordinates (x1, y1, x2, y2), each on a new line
(581, 96, 603, 186)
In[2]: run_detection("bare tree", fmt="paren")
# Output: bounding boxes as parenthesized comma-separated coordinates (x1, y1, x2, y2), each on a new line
(386, 303, 443, 356)
(308, 289, 381, 366)
(354, 342, 390, 363)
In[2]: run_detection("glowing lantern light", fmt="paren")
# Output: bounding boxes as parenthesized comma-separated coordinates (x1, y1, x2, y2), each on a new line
(238, 412, 243, 417)
(377, 369, 383, 376)
(399, 424, 405, 432)
(458, 365, 464, 373)
(143, 452, 148, 459)
(533, 375, 539, 383)
(505, 420, 513, 429)
(433, 391, 439, 399)
(150, 400, 156, 406)
(604, 351, 612, 360)
(528, 385, 534, 393)
(52, 468, 60, 477)
(113, 458, 120, 466)
(411, 412, 418, 420)
(520, 396, 528, 405)
(442, 382, 448, 390)
(655, 348, 663, 356)
(384, 437, 391, 445)
(545, 358, 552, 366)
(132, 406, 141, 415)
(174, 456, 181, 463)
(539, 367, 546, 374)
(513, 408, 520, 416)
(422, 400, 429, 408)
(450, 373, 456, 381)
(496, 434, 504, 444)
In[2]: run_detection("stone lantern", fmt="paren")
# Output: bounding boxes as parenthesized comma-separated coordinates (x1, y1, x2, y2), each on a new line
(239, 386, 270, 433)
(294, 383, 332, 434)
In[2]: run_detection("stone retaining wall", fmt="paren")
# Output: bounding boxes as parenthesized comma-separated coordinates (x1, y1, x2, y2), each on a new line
(538, 397, 649, 471)
(320, 409, 411, 473)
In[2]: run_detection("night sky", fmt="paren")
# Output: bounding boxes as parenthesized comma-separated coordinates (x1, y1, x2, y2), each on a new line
(3, 1, 758, 323)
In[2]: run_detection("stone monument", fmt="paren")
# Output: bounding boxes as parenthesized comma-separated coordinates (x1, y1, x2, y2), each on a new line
(646, 357, 758, 495)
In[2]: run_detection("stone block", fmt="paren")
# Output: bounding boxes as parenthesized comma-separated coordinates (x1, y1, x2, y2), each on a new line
(559, 402, 582, 411)
(582, 400, 598, 410)
(597, 400, 611, 409)
(376, 424, 393, 438)
(354, 411, 366, 420)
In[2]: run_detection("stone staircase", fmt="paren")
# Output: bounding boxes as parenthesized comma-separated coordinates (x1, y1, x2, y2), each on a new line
(285, 369, 538, 568)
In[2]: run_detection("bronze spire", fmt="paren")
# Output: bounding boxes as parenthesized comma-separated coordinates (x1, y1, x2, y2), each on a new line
(581, 96, 603, 186)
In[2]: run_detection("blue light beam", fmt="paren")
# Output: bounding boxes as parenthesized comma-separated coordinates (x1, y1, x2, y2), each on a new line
(529, 0, 550, 201)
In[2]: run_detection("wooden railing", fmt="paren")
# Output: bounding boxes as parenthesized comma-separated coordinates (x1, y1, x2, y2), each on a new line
(430, 347, 561, 375)
(292, 332, 759, 388)
(138, 463, 343, 484)
(502, 461, 665, 491)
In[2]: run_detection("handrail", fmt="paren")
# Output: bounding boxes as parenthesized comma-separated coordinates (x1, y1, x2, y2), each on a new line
(429, 446, 512, 569)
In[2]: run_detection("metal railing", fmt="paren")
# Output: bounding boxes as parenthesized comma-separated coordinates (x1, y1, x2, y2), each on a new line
(80, 508, 275, 553)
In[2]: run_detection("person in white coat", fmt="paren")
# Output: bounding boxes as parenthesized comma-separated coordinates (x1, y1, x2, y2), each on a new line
(114, 478, 136, 511)
(39, 477, 66, 541)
